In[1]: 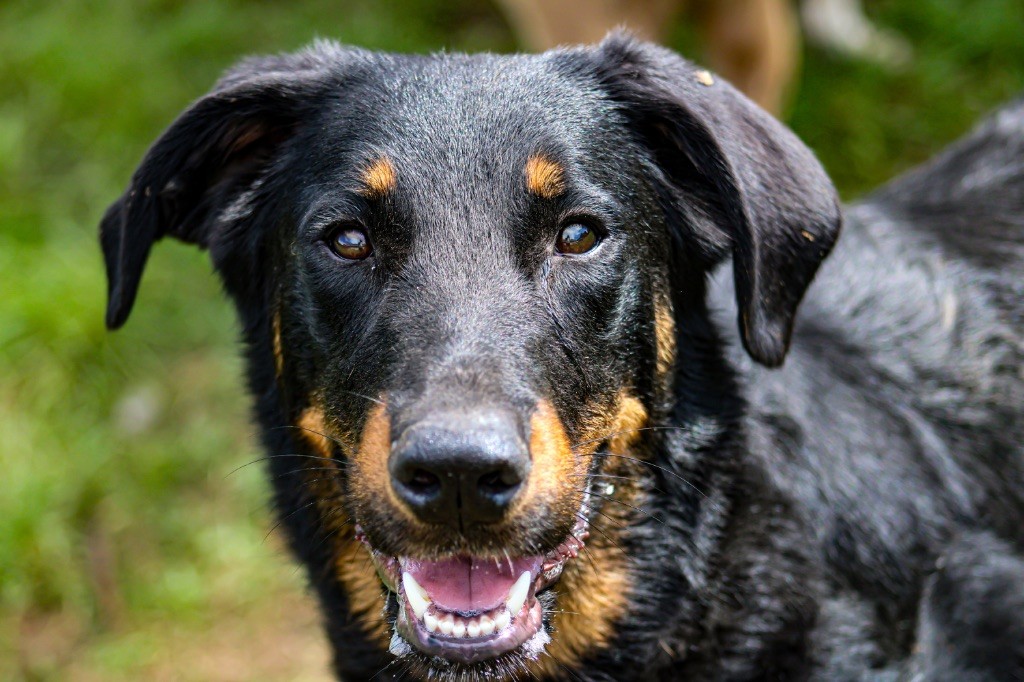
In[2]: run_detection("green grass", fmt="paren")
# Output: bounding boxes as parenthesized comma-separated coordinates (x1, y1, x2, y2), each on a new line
(1, 0, 1021, 678)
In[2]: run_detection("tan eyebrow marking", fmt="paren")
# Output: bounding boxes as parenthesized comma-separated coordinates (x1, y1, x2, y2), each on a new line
(524, 154, 566, 199)
(359, 157, 397, 197)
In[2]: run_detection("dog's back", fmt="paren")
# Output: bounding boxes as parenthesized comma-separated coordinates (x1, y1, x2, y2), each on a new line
(715, 100, 1024, 672)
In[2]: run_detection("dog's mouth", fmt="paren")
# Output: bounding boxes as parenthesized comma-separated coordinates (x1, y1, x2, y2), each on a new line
(358, 501, 590, 667)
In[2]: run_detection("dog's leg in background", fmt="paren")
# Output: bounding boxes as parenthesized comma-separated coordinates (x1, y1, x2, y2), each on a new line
(698, 0, 800, 117)
(909, 532, 1024, 681)
(494, 0, 681, 48)
(494, 0, 798, 115)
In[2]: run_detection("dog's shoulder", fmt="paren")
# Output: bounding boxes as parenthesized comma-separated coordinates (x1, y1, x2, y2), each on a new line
(710, 98, 1024, 630)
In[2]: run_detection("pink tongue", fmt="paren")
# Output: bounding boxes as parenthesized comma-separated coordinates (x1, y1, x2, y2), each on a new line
(402, 556, 540, 613)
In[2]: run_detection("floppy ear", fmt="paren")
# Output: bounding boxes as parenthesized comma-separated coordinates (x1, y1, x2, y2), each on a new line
(99, 53, 332, 329)
(592, 33, 841, 367)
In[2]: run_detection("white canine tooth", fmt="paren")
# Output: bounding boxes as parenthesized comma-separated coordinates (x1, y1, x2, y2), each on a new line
(495, 610, 511, 631)
(467, 619, 481, 638)
(452, 619, 467, 638)
(402, 572, 431, 619)
(424, 612, 439, 633)
(439, 614, 454, 635)
(480, 615, 496, 636)
(506, 571, 531, 616)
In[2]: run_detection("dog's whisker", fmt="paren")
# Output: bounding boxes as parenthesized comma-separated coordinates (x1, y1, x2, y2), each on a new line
(570, 471, 668, 497)
(580, 451, 711, 501)
(569, 524, 601, 574)
(272, 424, 352, 454)
(576, 488, 664, 525)
(581, 505, 630, 531)
(569, 425, 694, 451)
(223, 452, 339, 478)
(273, 465, 347, 479)
(263, 499, 319, 543)
(582, 520, 638, 567)
(338, 388, 385, 405)
(370, 653, 404, 680)
(307, 516, 354, 557)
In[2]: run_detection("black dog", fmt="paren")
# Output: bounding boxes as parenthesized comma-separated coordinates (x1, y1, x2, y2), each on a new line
(99, 34, 1024, 680)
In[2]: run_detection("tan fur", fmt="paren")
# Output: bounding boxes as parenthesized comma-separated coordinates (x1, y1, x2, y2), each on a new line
(354, 402, 395, 509)
(517, 399, 586, 528)
(307, 394, 648, 660)
(531, 533, 632, 674)
(359, 157, 397, 197)
(527, 391, 647, 672)
(524, 154, 566, 199)
(271, 309, 284, 378)
(335, 532, 390, 647)
(654, 294, 677, 382)
(296, 405, 333, 459)
(296, 404, 389, 645)
(608, 392, 649, 455)
(528, 393, 647, 673)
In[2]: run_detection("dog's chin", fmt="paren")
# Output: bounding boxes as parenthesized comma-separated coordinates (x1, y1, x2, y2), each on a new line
(357, 506, 590, 673)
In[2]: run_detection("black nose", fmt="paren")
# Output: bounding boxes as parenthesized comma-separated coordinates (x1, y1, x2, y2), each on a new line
(389, 409, 530, 530)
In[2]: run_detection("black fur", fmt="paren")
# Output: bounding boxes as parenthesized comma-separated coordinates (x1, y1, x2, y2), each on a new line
(100, 34, 1024, 681)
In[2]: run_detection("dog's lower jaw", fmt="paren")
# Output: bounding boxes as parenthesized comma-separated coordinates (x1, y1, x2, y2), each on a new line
(357, 505, 590, 672)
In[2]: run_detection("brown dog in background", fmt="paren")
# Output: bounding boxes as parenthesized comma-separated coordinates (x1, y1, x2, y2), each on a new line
(497, 0, 911, 116)
(496, 0, 799, 114)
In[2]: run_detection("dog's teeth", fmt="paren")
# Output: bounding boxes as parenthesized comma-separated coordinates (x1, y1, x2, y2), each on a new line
(506, 571, 531, 616)
(495, 610, 511, 631)
(424, 611, 439, 633)
(479, 615, 496, 636)
(467, 619, 481, 638)
(452, 619, 467, 638)
(401, 572, 431, 619)
(439, 613, 454, 635)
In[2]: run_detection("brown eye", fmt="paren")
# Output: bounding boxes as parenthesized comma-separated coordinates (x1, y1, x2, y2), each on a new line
(327, 225, 372, 260)
(555, 223, 598, 255)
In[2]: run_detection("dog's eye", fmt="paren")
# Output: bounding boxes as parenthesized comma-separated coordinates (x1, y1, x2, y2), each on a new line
(555, 223, 599, 255)
(327, 225, 373, 261)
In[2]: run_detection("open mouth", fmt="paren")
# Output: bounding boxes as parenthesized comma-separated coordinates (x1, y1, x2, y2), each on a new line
(358, 500, 591, 666)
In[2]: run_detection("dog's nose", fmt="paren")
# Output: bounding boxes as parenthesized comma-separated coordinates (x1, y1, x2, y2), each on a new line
(389, 409, 530, 530)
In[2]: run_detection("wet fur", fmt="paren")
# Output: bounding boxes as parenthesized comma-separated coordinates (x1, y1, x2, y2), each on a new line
(99, 35, 1024, 681)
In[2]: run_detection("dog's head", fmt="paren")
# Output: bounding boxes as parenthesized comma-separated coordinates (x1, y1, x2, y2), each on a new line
(100, 35, 838, 678)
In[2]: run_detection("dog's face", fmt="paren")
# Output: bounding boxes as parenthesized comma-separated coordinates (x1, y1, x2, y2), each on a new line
(100, 35, 839, 679)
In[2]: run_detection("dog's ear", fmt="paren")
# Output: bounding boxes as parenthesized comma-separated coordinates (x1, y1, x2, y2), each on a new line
(99, 53, 333, 329)
(592, 33, 841, 367)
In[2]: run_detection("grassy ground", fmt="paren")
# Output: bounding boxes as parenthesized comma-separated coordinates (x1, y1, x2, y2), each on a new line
(1, 1, 1021, 679)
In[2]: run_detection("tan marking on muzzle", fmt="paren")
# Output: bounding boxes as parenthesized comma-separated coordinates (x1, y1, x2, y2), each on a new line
(517, 399, 584, 525)
(359, 156, 397, 197)
(296, 405, 333, 459)
(608, 392, 649, 455)
(354, 402, 394, 504)
(532, 536, 631, 675)
(296, 404, 390, 646)
(530, 392, 647, 672)
(524, 154, 566, 199)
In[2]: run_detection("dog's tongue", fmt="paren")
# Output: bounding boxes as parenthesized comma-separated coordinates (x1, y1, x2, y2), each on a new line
(401, 556, 540, 612)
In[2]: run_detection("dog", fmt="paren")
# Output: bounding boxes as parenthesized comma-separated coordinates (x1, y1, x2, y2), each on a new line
(496, 0, 800, 113)
(496, 0, 912, 116)
(99, 34, 1024, 680)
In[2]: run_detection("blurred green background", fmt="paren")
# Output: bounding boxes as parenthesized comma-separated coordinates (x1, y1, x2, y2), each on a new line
(1, 0, 1021, 679)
